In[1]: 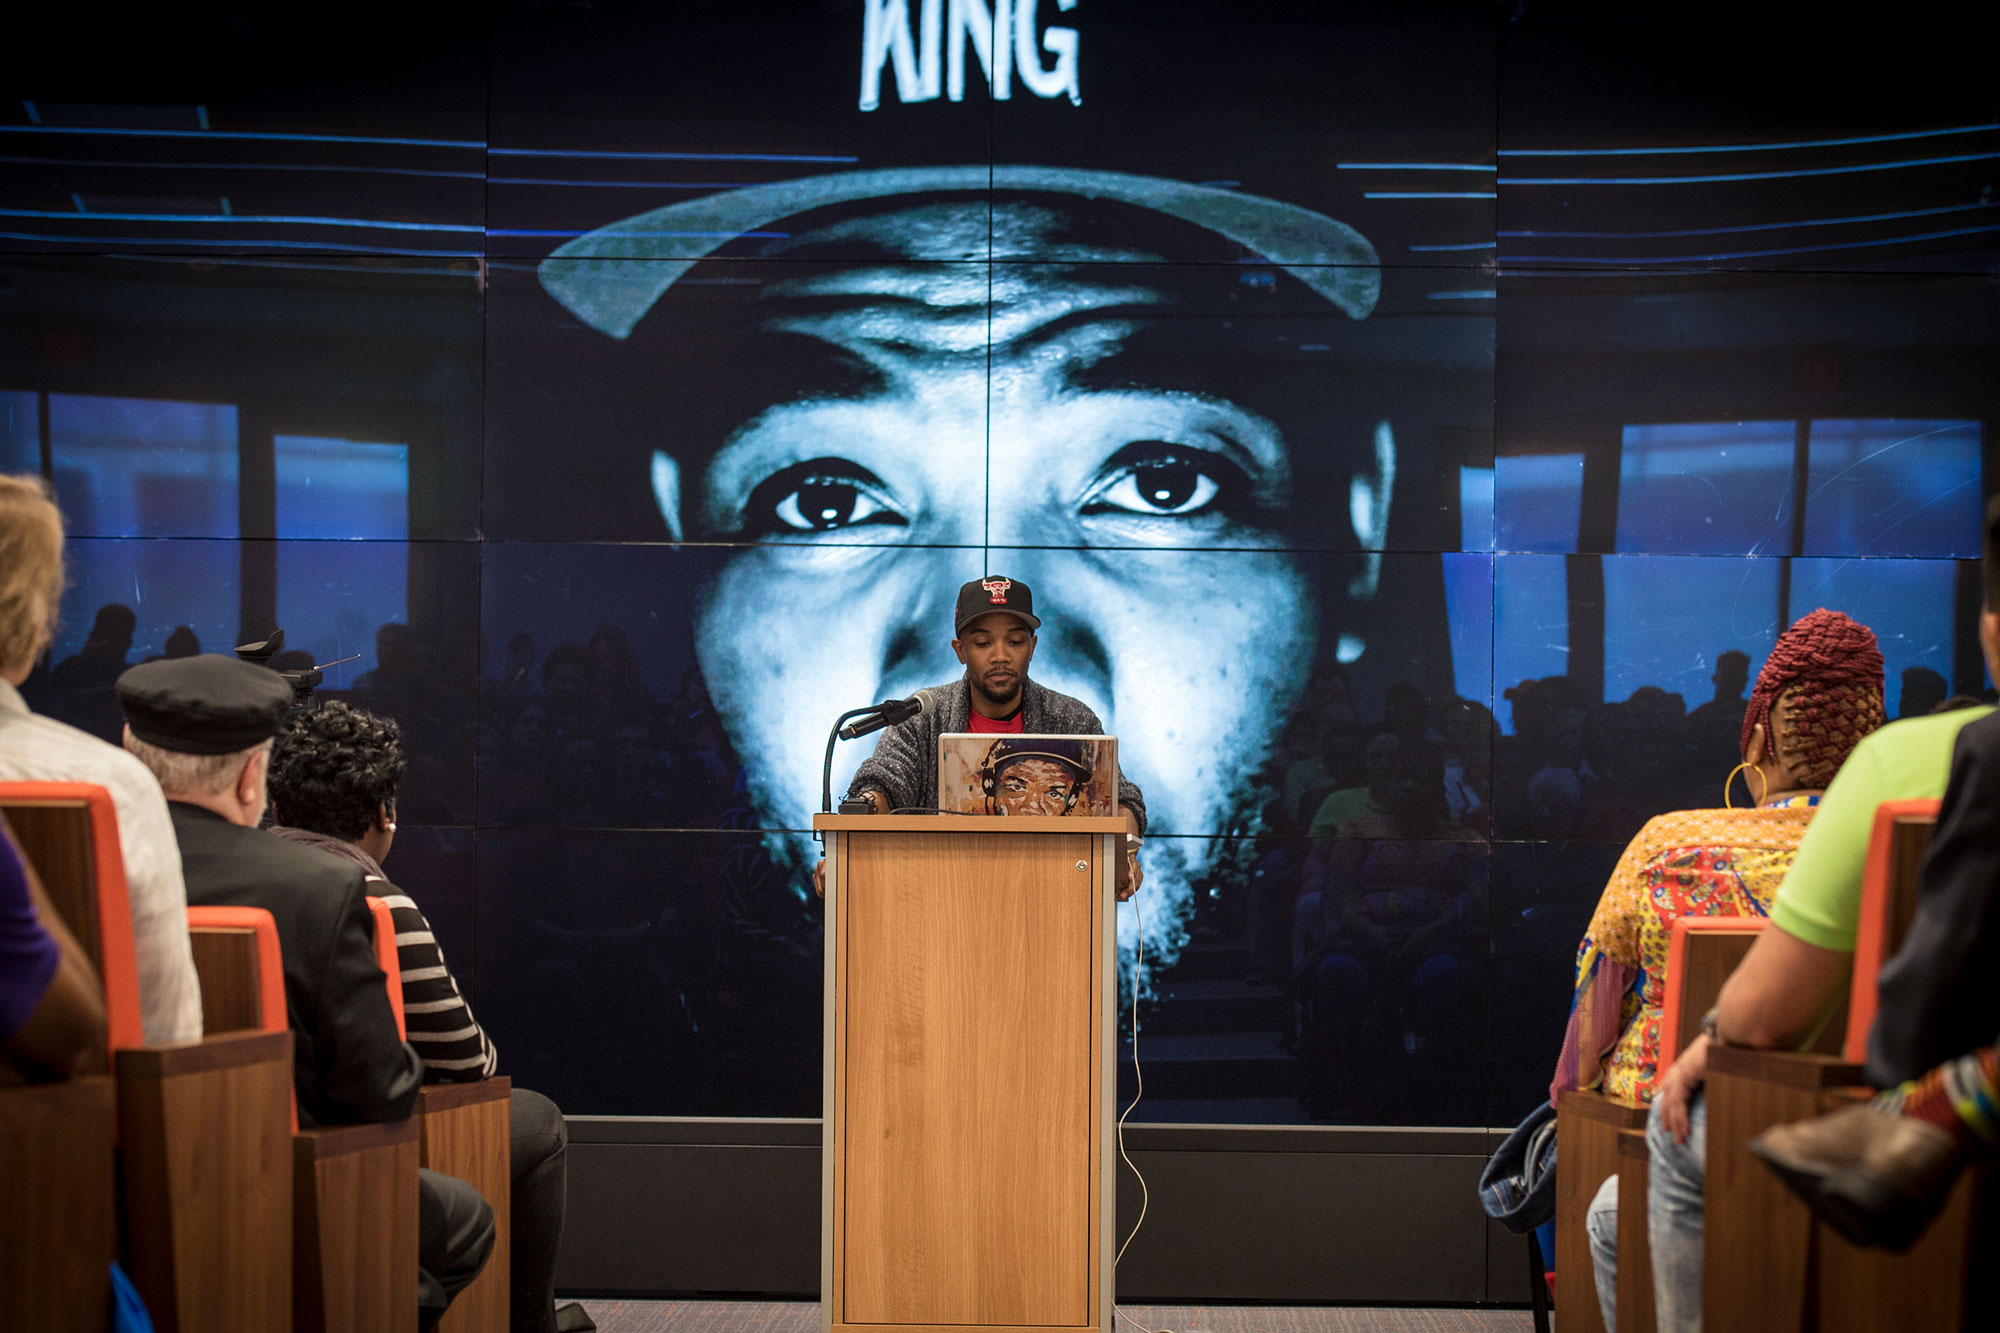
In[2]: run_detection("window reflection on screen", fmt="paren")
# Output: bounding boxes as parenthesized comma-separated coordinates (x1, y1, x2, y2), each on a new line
(1443, 553, 1494, 713)
(1601, 554, 1781, 704)
(48, 394, 239, 538)
(55, 538, 239, 664)
(1, 392, 37, 475)
(1493, 554, 1570, 730)
(1459, 465, 1495, 551)
(1616, 422, 1793, 556)
(274, 435, 410, 541)
(275, 541, 409, 691)
(1494, 452, 1583, 552)
(1788, 557, 1957, 714)
(1802, 420, 1980, 559)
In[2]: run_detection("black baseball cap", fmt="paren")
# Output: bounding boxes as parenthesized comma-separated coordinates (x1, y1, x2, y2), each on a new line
(955, 576, 1040, 634)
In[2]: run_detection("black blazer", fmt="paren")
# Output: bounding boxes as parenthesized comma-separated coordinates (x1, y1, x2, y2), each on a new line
(172, 802, 422, 1127)
(1867, 706, 2000, 1088)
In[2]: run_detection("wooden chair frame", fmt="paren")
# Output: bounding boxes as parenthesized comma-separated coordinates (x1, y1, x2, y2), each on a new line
(364, 893, 513, 1333)
(3, 786, 295, 1333)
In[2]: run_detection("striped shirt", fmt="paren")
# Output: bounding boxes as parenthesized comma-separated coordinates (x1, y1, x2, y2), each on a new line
(269, 827, 496, 1082)
(365, 883, 497, 1080)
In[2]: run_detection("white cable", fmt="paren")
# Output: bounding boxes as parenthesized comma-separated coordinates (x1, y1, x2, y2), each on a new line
(1113, 893, 1169, 1333)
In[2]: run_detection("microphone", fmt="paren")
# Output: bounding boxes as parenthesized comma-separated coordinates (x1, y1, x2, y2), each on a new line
(837, 694, 924, 740)
(822, 691, 937, 813)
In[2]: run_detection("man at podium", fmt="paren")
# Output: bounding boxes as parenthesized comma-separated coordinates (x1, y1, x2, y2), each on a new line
(819, 576, 1146, 900)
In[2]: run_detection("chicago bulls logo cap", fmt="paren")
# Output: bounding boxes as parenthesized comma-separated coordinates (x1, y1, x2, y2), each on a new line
(955, 576, 1040, 634)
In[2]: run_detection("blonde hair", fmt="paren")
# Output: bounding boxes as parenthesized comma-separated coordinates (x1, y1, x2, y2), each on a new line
(0, 474, 64, 674)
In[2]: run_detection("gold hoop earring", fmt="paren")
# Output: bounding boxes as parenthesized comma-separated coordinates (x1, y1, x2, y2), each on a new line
(1746, 765, 1769, 807)
(1724, 762, 1750, 809)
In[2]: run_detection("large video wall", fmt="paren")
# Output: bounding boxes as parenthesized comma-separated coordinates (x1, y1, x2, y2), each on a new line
(4, 4, 1997, 1127)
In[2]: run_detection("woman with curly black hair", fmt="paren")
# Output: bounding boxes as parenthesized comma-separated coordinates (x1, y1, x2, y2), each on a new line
(269, 700, 592, 1333)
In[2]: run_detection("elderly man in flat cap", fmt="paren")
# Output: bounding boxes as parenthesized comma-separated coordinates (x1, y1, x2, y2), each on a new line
(118, 654, 496, 1328)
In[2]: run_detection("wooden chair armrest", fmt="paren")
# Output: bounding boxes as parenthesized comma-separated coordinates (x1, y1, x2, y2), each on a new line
(1559, 1087, 1650, 1129)
(1820, 1085, 1875, 1112)
(1617, 1127, 1650, 1162)
(296, 1117, 420, 1162)
(115, 1029, 292, 1080)
(1708, 1045, 1866, 1092)
(417, 1075, 511, 1114)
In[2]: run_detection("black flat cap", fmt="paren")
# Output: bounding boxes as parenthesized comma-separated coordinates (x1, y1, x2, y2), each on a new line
(117, 654, 293, 755)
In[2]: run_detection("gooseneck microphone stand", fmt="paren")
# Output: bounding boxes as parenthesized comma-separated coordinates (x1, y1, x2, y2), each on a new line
(823, 706, 888, 816)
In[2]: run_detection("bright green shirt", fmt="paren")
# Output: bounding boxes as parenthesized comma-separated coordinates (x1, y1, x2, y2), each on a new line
(1769, 705, 1993, 951)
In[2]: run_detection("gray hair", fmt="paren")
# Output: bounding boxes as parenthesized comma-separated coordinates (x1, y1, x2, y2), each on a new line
(124, 733, 271, 800)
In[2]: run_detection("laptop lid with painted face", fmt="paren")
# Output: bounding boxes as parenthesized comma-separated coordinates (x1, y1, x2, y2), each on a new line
(937, 734, 1119, 818)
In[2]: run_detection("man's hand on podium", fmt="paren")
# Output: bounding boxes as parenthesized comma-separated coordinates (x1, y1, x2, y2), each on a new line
(1117, 808, 1143, 903)
(814, 790, 890, 896)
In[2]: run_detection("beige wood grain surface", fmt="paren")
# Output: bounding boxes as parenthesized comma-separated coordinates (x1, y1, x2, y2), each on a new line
(839, 828, 1097, 1327)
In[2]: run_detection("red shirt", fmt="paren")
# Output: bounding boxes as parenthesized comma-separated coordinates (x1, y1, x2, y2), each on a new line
(967, 705, 1025, 734)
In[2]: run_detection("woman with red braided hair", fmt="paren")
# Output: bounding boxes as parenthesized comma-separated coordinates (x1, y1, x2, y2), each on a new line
(1551, 608, 1886, 1332)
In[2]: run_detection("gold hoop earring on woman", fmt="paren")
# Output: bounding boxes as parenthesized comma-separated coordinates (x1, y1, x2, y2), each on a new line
(1724, 762, 1749, 809)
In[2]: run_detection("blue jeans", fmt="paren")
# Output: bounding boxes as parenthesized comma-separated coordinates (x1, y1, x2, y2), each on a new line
(1586, 1173, 1620, 1331)
(1646, 1088, 1707, 1333)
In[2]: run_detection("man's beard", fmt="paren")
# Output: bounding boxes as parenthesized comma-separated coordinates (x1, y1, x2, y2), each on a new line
(969, 669, 1023, 711)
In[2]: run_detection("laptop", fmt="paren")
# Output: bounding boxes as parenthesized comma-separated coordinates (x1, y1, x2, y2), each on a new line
(936, 734, 1119, 818)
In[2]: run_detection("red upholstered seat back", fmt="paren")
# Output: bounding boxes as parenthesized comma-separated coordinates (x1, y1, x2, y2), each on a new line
(365, 895, 406, 1040)
(185, 904, 296, 1132)
(0, 782, 145, 1059)
(1845, 799, 1940, 1063)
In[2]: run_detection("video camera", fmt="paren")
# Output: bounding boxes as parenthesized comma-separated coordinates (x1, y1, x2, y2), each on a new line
(234, 629, 358, 714)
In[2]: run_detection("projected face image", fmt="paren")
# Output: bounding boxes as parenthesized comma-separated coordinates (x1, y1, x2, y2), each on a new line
(546, 190, 1386, 977)
(990, 757, 1083, 816)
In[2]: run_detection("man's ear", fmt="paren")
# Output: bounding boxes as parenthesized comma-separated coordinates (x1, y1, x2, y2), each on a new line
(951, 637, 967, 665)
(239, 748, 268, 810)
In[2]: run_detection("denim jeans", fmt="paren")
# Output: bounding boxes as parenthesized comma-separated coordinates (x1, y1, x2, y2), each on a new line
(1646, 1088, 1707, 1333)
(1586, 1172, 1620, 1331)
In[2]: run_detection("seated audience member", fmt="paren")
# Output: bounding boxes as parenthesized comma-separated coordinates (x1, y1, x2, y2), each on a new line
(0, 474, 201, 1047)
(1307, 722, 1400, 840)
(267, 700, 592, 1333)
(0, 816, 105, 1080)
(1554, 609, 1886, 1330)
(117, 655, 495, 1327)
(1752, 703, 2000, 1249)
(1294, 738, 1483, 1118)
(1642, 503, 2000, 1333)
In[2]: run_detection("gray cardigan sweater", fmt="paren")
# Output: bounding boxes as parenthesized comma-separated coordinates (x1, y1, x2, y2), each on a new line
(846, 676, 1146, 832)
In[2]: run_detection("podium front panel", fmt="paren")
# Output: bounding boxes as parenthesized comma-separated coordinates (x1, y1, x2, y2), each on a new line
(820, 817, 1116, 1333)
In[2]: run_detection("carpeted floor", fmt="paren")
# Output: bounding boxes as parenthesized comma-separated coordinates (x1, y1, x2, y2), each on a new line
(574, 1300, 1535, 1332)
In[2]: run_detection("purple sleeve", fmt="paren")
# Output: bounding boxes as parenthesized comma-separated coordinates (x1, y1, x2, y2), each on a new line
(0, 834, 61, 1040)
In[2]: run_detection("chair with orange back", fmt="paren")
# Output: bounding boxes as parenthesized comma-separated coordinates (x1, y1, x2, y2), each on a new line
(1551, 914, 1767, 1333)
(1699, 799, 1993, 1333)
(0, 782, 294, 1333)
(0, 805, 118, 1333)
(364, 894, 514, 1333)
(1806, 801, 1990, 1333)
(1592, 916, 1768, 1333)
(185, 900, 422, 1333)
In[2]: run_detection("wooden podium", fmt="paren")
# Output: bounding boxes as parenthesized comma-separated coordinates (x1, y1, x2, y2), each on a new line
(816, 814, 1120, 1333)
